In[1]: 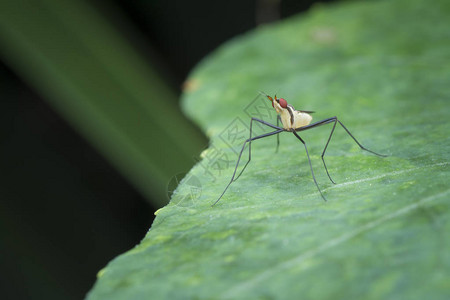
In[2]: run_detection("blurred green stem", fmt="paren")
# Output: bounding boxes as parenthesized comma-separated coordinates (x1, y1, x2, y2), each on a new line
(0, 0, 206, 206)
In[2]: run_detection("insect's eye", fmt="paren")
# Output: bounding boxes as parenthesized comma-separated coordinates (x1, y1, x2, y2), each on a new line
(279, 98, 288, 108)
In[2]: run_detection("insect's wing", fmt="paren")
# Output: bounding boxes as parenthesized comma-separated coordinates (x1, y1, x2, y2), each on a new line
(288, 104, 315, 114)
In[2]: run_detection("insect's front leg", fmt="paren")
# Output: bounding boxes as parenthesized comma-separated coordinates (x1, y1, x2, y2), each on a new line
(276, 115, 281, 153)
(234, 118, 283, 182)
(212, 127, 284, 206)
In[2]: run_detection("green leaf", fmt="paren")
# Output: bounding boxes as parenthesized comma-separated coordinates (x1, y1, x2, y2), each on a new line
(87, 0, 450, 299)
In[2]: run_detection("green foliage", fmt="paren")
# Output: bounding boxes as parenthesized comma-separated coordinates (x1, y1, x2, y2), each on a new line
(87, 0, 450, 298)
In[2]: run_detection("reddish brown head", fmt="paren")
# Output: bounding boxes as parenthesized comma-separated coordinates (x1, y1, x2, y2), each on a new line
(276, 96, 288, 108)
(268, 95, 287, 109)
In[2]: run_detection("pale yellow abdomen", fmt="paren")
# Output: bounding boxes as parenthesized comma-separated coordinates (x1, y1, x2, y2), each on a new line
(293, 112, 312, 129)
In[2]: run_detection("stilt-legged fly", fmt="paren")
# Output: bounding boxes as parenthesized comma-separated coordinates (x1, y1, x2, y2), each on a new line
(212, 92, 386, 206)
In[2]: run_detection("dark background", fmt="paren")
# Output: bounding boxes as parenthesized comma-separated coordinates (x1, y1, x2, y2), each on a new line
(0, 0, 335, 299)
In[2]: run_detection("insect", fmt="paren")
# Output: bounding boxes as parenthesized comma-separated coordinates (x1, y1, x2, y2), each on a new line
(212, 92, 386, 206)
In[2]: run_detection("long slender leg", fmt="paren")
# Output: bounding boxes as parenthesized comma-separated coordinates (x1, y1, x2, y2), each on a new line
(212, 128, 285, 206)
(296, 117, 387, 184)
(336, 119, 387, 157)
(320, 118, 338, 184)
(234, 118, 283, 182)
(276, 115, 281, 153)
(292, 131, 326, 201)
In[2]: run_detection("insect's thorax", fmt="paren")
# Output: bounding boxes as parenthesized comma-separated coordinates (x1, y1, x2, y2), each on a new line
(278, 105, 312, 130)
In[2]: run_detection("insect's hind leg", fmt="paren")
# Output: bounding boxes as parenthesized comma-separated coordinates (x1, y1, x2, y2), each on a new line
(295, 117, 337, 184)
(336, 119, 387, 157)
(233, 118, 283, 182)
(321, 117, 338, 184)
(292, 131, 326, 201)
(320, 117, 387, 184)
(212, 128, 284, 206)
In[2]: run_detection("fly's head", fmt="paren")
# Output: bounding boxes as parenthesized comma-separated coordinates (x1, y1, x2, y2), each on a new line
(264, 94, 288, 114)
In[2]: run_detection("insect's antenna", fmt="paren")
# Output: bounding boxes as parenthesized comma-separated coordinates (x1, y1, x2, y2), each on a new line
(259, 91, 274, 103)
(258, 91, 281, 152)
